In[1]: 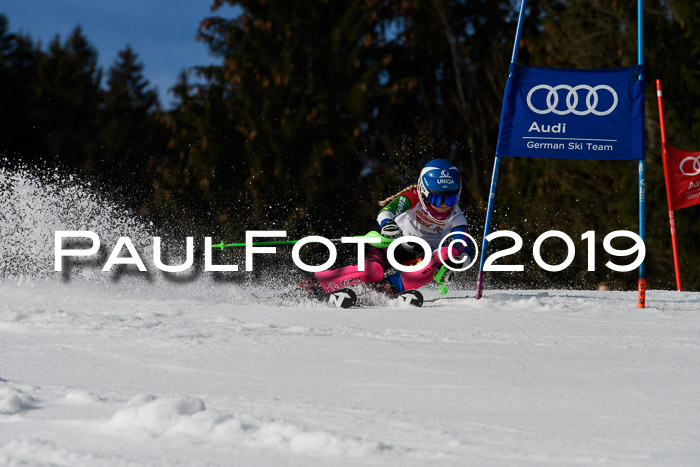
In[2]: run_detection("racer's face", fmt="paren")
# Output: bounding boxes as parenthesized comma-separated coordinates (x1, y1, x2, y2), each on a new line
(433, 204, 452, 213)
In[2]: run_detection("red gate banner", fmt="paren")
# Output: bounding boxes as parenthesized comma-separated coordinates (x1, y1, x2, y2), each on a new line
(666, 147, 700, 211)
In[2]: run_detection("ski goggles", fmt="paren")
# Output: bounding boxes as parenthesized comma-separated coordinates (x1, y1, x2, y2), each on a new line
(426, 191, 460, 207)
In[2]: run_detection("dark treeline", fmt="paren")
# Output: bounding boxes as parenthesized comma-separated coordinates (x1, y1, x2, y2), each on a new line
(1, 0, 698, 290)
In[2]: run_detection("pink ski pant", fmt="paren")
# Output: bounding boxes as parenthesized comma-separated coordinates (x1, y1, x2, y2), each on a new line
(314, 245, 454, 292)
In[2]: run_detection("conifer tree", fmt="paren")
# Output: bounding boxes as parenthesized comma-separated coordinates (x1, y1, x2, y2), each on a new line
(99, 46, 164, 189)
(32, 27, 103, 170)
(0, 15, 39, 160)
(167, 0, 396, 235)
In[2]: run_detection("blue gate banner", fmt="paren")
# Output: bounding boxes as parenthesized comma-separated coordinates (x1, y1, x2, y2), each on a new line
(496, 65, 644, 160)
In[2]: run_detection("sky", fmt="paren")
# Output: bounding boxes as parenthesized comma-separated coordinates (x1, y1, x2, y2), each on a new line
(2, 0, 240, 108)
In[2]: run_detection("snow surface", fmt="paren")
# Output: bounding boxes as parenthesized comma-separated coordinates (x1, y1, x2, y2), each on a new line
(1, 166, 700, 465)
(1, 281, 699, 466)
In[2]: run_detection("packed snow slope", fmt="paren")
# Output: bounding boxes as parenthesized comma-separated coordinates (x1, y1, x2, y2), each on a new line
(1, 281, 699, 466)
(2, 166, 700, 465)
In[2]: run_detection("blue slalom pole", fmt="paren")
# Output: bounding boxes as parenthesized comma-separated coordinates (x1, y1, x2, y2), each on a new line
(637, 0, 646, 308)
(638, 0, 644, 68)
(475, 0, 528, 300)
(508, 0, 528, 76)
(475, 159, 501, 299)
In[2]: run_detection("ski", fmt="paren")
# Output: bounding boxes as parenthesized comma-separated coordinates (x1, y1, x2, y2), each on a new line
(314, 288, 357, 308)
(424, 296, 468, 303)
(389, 289, 423, 307)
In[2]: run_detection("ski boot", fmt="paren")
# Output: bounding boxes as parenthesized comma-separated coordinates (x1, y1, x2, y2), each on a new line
(289, 275, 356, 308)
(372, 278, 399, 296)
(372, 277, 423, 307)
(296, 274, 325, 297)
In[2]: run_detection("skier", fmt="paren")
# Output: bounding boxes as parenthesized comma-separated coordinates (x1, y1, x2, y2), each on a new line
(299, 159, 474, 297)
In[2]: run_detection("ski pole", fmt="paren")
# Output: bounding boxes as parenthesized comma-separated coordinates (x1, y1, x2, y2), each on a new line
(211, 230, 394, 250)
(433, 265, 450, 295)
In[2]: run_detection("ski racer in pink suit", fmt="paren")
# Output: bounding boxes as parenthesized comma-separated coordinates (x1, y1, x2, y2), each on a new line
(302, 159, 474, 295)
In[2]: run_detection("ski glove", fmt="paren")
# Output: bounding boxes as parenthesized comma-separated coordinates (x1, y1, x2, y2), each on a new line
(380, 220, 402, 239)
(442, 269, 458, 283)
(442, 252, 473, 282)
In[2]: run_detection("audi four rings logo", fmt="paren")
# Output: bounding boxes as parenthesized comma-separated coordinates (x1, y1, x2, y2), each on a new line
(680, 155, 700, 176)
(527, 84, 619, 116)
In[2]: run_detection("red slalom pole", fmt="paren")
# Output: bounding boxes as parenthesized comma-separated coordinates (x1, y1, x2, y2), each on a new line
(656, 79, 682, 291)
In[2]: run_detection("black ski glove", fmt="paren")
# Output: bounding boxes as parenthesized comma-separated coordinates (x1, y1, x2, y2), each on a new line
(442, 251, 473, 282)
(381, 220, 402, 239)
